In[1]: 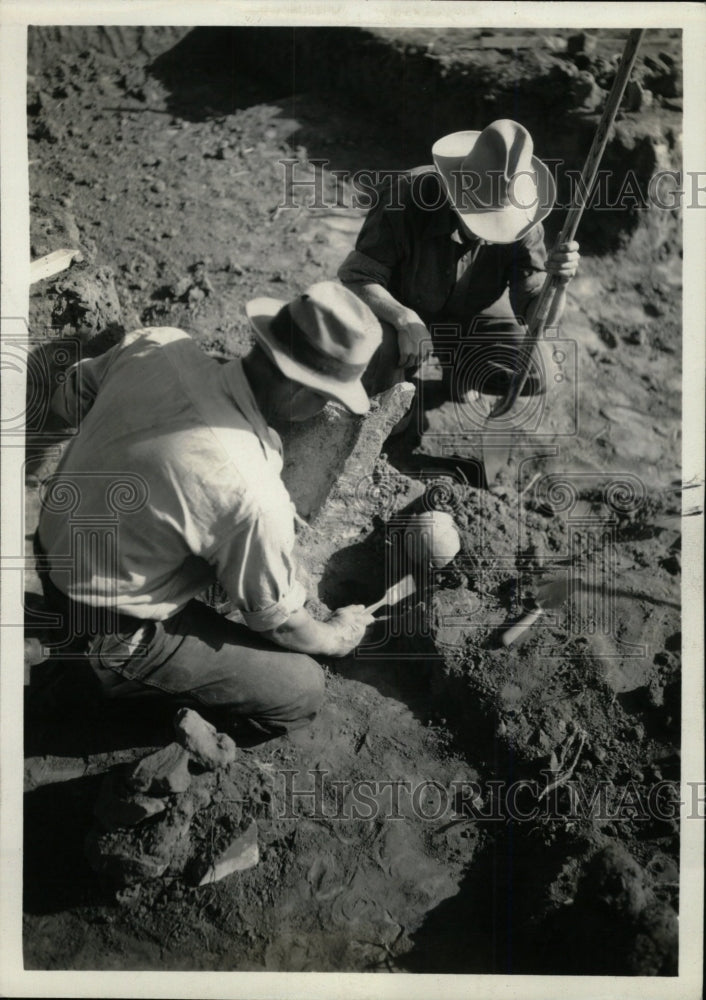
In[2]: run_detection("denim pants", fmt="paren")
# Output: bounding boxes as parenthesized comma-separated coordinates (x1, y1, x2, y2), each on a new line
(34, 533, 325, 737)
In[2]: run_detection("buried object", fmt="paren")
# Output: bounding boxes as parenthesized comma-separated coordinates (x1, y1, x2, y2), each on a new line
(404, 510, 461, 569)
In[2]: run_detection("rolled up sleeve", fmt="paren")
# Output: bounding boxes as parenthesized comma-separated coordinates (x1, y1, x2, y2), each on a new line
(507, 223, 548, 322)
(338, 175, 408, 290)
(212, 495, 307, 631)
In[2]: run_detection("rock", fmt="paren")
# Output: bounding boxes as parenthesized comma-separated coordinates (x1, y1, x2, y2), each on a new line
(567, 32, 597, 57)
(581, 844, 652, 919)
(569, 70, 605, 112)
(150, 178, 166, 193)
(94, 772, 168, 831)
(86, 800, 195, 885)
(51, 263, 124, 337)
(627, 902, 679, 975)
(126, 742, 192, 796)
(623, 80, 645, 112)
(624, 328, 644, 345)
(281, 381, 415, 520)
(174, 708, 237, 771)
(85, 827, 170, 883)
(659, 553, 680, 575)
(196, 819, 259, 885)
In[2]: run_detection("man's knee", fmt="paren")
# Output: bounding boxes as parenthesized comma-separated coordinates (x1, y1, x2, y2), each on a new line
(241, 653, 326, 737)
(286, 653, 326, 723)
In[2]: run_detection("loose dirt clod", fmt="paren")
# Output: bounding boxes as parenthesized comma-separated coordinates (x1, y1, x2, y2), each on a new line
(125, 742, 192, 796)
(174, 707, 237, 770)
(94, 771, 168, 831)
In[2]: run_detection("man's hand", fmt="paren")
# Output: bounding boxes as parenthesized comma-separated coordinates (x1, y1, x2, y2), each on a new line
(325, 604, 377, 657)
(396, 310, 433, 369)
(545, 241, 580, 284)
(264, 604, 375, 657)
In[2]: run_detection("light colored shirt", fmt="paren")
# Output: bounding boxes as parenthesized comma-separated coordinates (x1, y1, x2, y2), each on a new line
(38, 327, 306, 630)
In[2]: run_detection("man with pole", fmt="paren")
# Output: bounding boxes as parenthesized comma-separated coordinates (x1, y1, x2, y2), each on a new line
(338, 118, 580, 403)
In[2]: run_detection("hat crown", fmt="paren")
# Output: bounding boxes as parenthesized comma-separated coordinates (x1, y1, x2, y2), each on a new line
(289, 281, 381, 368)
(461, 119, 534, 186)
(431, 119, 555, 242)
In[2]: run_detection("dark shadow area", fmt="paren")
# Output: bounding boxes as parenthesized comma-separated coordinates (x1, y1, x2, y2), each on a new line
(150, 28, 423, 176)
(147, 26, 681, 254)
(24, 657, 175, 759)
(399, 824, 579, 974)
(24, 772, 109, 914)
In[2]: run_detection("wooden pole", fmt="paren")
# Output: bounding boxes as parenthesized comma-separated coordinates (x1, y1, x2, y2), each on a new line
(490, 29, 645, 419)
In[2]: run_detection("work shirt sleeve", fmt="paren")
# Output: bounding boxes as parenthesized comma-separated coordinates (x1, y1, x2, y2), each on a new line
(337, 174, 409, 289)
(507, 223, 548, 323)
(211, 492, 307, 632)
(51, 345, 120, 427)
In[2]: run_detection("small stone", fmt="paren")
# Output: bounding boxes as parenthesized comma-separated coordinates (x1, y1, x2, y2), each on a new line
(659, 553, 680, 575)
(647, 680, 665, 708)
(172, 276, 191, 299)
(567, 31, 597, 56)
(150, 178, 166, 194)
(115, 883, 142, 907)
(126, 742, 192, 796)
(623, 80, 644, 112)
(174, 708, 237, 771)
(535, 728, 552, 752)
(196, 818, 259, 885)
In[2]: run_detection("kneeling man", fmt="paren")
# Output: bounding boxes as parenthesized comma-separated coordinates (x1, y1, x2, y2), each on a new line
(36, 282, 380, 737)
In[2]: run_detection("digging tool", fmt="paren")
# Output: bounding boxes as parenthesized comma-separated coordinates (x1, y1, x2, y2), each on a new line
(481, 29, 646, 486)
(364, 574, 416, 615)
(501, 572, 573, 646)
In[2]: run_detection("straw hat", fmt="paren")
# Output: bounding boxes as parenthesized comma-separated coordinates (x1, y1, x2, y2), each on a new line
(432, 119, 556, 243)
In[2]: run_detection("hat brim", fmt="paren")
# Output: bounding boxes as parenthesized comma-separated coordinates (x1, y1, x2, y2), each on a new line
(433, 143, 556, 244)
(246, 297, 370, 416)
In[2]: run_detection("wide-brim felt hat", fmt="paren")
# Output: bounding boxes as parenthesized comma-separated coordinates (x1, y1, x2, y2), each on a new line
(246, 281, 382, 415)
(432, 119, 556, 243)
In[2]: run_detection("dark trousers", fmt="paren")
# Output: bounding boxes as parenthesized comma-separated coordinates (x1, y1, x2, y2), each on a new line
(363, 313, 545, 399)
(34, 533, 325, 737)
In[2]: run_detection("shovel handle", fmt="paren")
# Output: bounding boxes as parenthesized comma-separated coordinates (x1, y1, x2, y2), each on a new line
(490, 28, 645, 419)
(364, 596, 388, 615)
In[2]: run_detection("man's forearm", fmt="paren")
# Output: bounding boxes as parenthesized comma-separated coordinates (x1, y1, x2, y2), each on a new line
(343, 280, 414, 331)
(263, 607, 348, 657)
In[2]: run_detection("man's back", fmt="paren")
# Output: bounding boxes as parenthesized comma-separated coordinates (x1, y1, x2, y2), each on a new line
(38, 328, 300, 622)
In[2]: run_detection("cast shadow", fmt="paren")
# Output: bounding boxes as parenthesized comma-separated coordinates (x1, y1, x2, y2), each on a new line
(23, 772, 109, 915)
